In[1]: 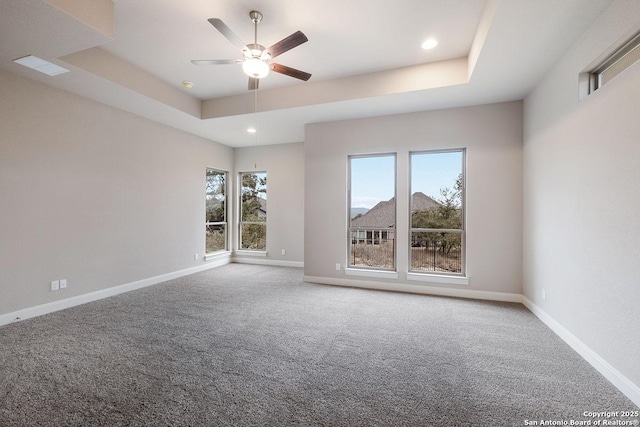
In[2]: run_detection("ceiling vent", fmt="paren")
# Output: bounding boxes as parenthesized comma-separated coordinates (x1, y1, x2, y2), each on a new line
(13, 55, 70, 76)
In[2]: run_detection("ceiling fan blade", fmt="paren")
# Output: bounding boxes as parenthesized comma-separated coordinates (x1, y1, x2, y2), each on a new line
(267, 30, 308, 59)
(191, 59, 241, 65)
(270, 63, 312, 81)
(208, 18, 247, 52)
(248, 77, 259, 90)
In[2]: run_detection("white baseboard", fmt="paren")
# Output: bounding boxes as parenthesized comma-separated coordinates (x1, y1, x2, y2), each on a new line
(0, 257, 230, 327)
(522, 297, 640, 408)
(302, 275, 522, 303)
(233, 257, 304, 268)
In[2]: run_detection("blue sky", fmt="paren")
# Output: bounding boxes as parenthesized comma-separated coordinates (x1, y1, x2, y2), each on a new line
(350, 152, 462, 209)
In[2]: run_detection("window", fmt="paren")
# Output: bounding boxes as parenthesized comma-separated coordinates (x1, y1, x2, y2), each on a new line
(205, 169, 227, 253)
(410, 150, 465, 275)
(239, 171, 267, 251)
(587, 31, 640, 94)
(348, 154, 396, 270)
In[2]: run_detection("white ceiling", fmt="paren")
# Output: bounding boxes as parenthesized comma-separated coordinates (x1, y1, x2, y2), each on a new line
(0, 0, 613, 147)
(103, 0, 486, 99)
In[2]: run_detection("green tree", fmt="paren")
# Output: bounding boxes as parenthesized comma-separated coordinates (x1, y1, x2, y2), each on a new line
(240, 172, 267, 249)
(411, 173, 463, 254)
(206, 170, 227, 252)
(241, 173, 266, 222)
(206, 171, 226, 223)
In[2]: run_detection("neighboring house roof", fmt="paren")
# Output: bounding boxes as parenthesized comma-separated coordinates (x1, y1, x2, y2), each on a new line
(412, 192, 441, 212)
(250, 196, 267, 218)
(351, 192, 440, 228)
(258, 196, 267, 214)
(351, 199, 395, 228)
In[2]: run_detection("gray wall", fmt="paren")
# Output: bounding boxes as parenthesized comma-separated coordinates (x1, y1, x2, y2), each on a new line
(0, 69, 233, 316)
(304, 101, 523, 295)
(233, 143, 305, 266)
(523, 3, 640, 388)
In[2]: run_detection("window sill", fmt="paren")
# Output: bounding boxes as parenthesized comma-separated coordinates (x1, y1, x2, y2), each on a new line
(204, 251, 232, 262)
(235, 250, 267, 257)
(406, 272, 469, 286)
(345, 268, 398, 280)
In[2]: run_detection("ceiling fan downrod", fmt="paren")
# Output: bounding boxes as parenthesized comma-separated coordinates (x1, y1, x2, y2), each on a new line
(249, 10, 262, 46)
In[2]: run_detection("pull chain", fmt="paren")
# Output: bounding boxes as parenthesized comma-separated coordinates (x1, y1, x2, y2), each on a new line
(254, 84, 258, 169)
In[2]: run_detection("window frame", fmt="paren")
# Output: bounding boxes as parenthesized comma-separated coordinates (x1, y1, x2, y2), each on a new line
(347, 153, 397, 272)
(205, 168, 228, 254)
(238, 171, 267, 252)
(587, 30, 640, 95)
(408, 148, 466, 277)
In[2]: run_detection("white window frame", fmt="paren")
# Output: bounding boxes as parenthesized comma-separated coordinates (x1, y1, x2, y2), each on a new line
(408, 148, 466, 278)
(238, 171, 267, 252)
(586, 30, 640, 95)
(347, 153, 397, 272)
(205, 168, 228, 255)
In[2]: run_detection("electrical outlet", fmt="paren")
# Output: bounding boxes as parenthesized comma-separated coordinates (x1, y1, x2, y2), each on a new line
(335, 263, 341, 271)
(194, 253, 199, 261)
(50, 280, 60, 291)
(281, 249, 286, 255)
(542, 288, 546, 300)
(59, 279, 67, 289)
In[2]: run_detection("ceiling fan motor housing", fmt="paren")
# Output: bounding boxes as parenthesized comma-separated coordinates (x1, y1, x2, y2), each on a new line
(244, 43, 270, 61)
(249, 10, 263, 23)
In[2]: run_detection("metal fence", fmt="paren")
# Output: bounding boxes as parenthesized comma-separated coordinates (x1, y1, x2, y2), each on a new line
(348, 229, 462, 273)
(411, 236, 462, 273)
(350, 230, 395, 269)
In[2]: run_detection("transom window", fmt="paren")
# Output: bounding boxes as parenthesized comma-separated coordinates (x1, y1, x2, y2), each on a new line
(588, 30, 640, 94)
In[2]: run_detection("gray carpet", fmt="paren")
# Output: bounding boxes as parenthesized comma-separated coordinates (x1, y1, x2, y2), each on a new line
(0, 264, 636, 426)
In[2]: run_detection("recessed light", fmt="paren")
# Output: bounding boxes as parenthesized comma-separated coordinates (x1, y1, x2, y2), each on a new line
(247, 127, 257, 134)
(13, 55, 69, 76)
(182, 81, 194, 88)
(421, 38, 438, 50)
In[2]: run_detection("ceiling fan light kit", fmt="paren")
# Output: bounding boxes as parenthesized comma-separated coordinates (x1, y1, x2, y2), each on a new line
(192, 10, 311, 90)
(243, 57, 269, 78)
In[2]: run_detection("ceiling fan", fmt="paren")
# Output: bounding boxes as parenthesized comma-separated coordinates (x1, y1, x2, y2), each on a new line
(192, 10, 311, 90)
